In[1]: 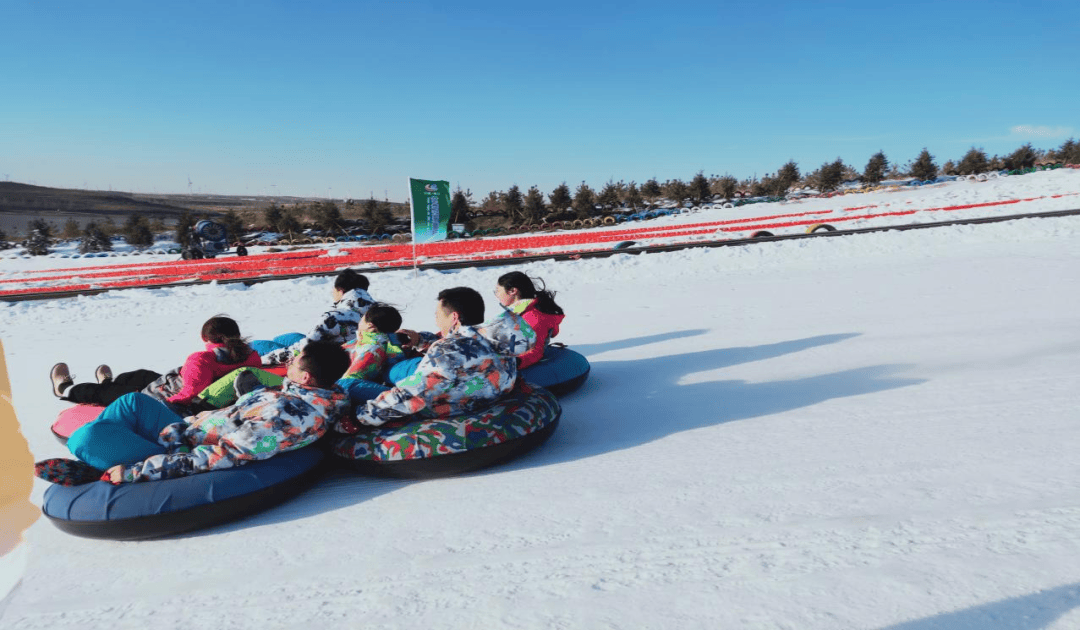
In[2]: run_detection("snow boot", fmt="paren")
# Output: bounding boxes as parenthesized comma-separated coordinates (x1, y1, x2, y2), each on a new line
(95, 365, 113, 384)
(50, 363, 74, 398)
(95, 364, 113, 383)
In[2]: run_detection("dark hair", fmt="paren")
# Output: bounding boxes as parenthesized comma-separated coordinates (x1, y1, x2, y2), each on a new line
(364, 304, 402, 334)
(335, 269, 370, 293)
(201, 315, 253, 364)
(437, 287, 485, 326)
(497, 271, 564, 316)
(296, 341, 351, 388)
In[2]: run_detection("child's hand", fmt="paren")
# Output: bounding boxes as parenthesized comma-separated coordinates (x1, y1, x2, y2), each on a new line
(104, 465, 125, 484)
(396, 329, 420, 347)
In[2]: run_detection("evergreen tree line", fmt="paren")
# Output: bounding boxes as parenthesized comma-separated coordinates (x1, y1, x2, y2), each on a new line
(6, 215, 169, 254)
(254, 198, 399, 238)
(457, 138, 1080, 226)
(8, 196, 410, 254)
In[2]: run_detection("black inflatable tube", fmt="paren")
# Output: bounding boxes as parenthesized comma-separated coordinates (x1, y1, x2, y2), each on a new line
(334, 415, 560, 479)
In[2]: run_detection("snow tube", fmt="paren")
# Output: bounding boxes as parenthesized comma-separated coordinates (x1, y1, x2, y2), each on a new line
(807, 223, 837, 234)
(521, 346, 590, 397)
(41, 446, 325, 540)
(51, 404, 105, 445)
(251, 332, 306, 356)
(329, 381, 560, 479)
(387, 356, 422, 384)
(339, 378, 390, 406)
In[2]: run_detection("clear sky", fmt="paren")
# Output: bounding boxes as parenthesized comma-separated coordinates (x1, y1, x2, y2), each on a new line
(2, 0, 1077, 202)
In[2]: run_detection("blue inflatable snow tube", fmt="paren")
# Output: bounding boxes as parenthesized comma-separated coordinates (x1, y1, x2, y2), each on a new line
(42, 447, 325, 540)
(339, 378, 391, 406)
(387, 356, 423, 384)
(521, 346, 590, 396)
(385, 347, 589, 397)
(251, 332, 306, 356)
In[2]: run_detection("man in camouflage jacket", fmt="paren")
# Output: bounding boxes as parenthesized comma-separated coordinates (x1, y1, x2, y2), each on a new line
(346, 287, 535, 430)
(99, 342, 351, 483)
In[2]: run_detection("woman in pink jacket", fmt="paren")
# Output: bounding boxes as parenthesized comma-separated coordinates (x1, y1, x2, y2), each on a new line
(50, 316, 262, 412)
(494, 271, 566, 369)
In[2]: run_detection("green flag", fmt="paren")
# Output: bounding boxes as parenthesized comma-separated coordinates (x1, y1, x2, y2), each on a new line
(409, 178, 451, 244)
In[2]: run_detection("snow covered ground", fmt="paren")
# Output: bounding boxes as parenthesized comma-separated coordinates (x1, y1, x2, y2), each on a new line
(2, 170, 1080, 629)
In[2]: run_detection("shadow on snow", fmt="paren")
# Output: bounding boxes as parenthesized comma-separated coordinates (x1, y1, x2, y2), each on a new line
(509, 331, 924, 470)
(188, 330, 925, 535)
(878, 582, 1080, 630)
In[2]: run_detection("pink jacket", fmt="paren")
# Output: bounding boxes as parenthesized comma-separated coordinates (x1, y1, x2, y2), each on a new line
(517, 301, 565, 369)
(167, 343, 263, 403)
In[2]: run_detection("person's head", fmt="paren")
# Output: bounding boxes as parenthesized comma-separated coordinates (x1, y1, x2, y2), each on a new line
(360, 304, 403, 335)
(495, 271, 564, 316)
(333, 269, 370, 301)
(288, 341, 350, 389)
(201, 315, 253, 363)
(435, 287, 485, 335)
(495, 271, 536, 307)
(201, 315, 242, 343)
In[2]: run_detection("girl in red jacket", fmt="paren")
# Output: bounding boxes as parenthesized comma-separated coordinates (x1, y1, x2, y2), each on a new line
(50, 315, 262, 411)
(494, 271, 566, 369)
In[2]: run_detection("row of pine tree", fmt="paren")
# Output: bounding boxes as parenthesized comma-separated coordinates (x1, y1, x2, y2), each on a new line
(452, 139, 1080, 225)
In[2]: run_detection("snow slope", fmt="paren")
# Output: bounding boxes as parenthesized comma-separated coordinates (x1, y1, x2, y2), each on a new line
(1, 171, 1080, 629)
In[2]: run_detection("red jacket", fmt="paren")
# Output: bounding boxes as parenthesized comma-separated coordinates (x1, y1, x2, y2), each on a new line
(167, 343, 263, 403)
(517, 301, 565, 369)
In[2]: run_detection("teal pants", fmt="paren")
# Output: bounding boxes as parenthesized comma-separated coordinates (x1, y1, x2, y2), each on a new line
(67, 393, 184, 470)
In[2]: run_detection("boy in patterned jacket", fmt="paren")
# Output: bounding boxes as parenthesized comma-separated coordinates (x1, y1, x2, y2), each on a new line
(261, 269, 377, 365)
(344, 287, 535, 430)
(56, 342, 352, 485)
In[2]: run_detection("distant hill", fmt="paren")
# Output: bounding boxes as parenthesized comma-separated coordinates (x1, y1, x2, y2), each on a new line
(0, 181, 410, 236)
(0, 182, 235, 219)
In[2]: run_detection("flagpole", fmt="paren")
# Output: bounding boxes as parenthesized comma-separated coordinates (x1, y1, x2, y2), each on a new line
(408, 178, 417, 279)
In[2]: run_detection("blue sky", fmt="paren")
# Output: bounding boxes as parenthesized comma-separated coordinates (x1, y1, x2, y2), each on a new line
(2, 0, 1077, 201)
